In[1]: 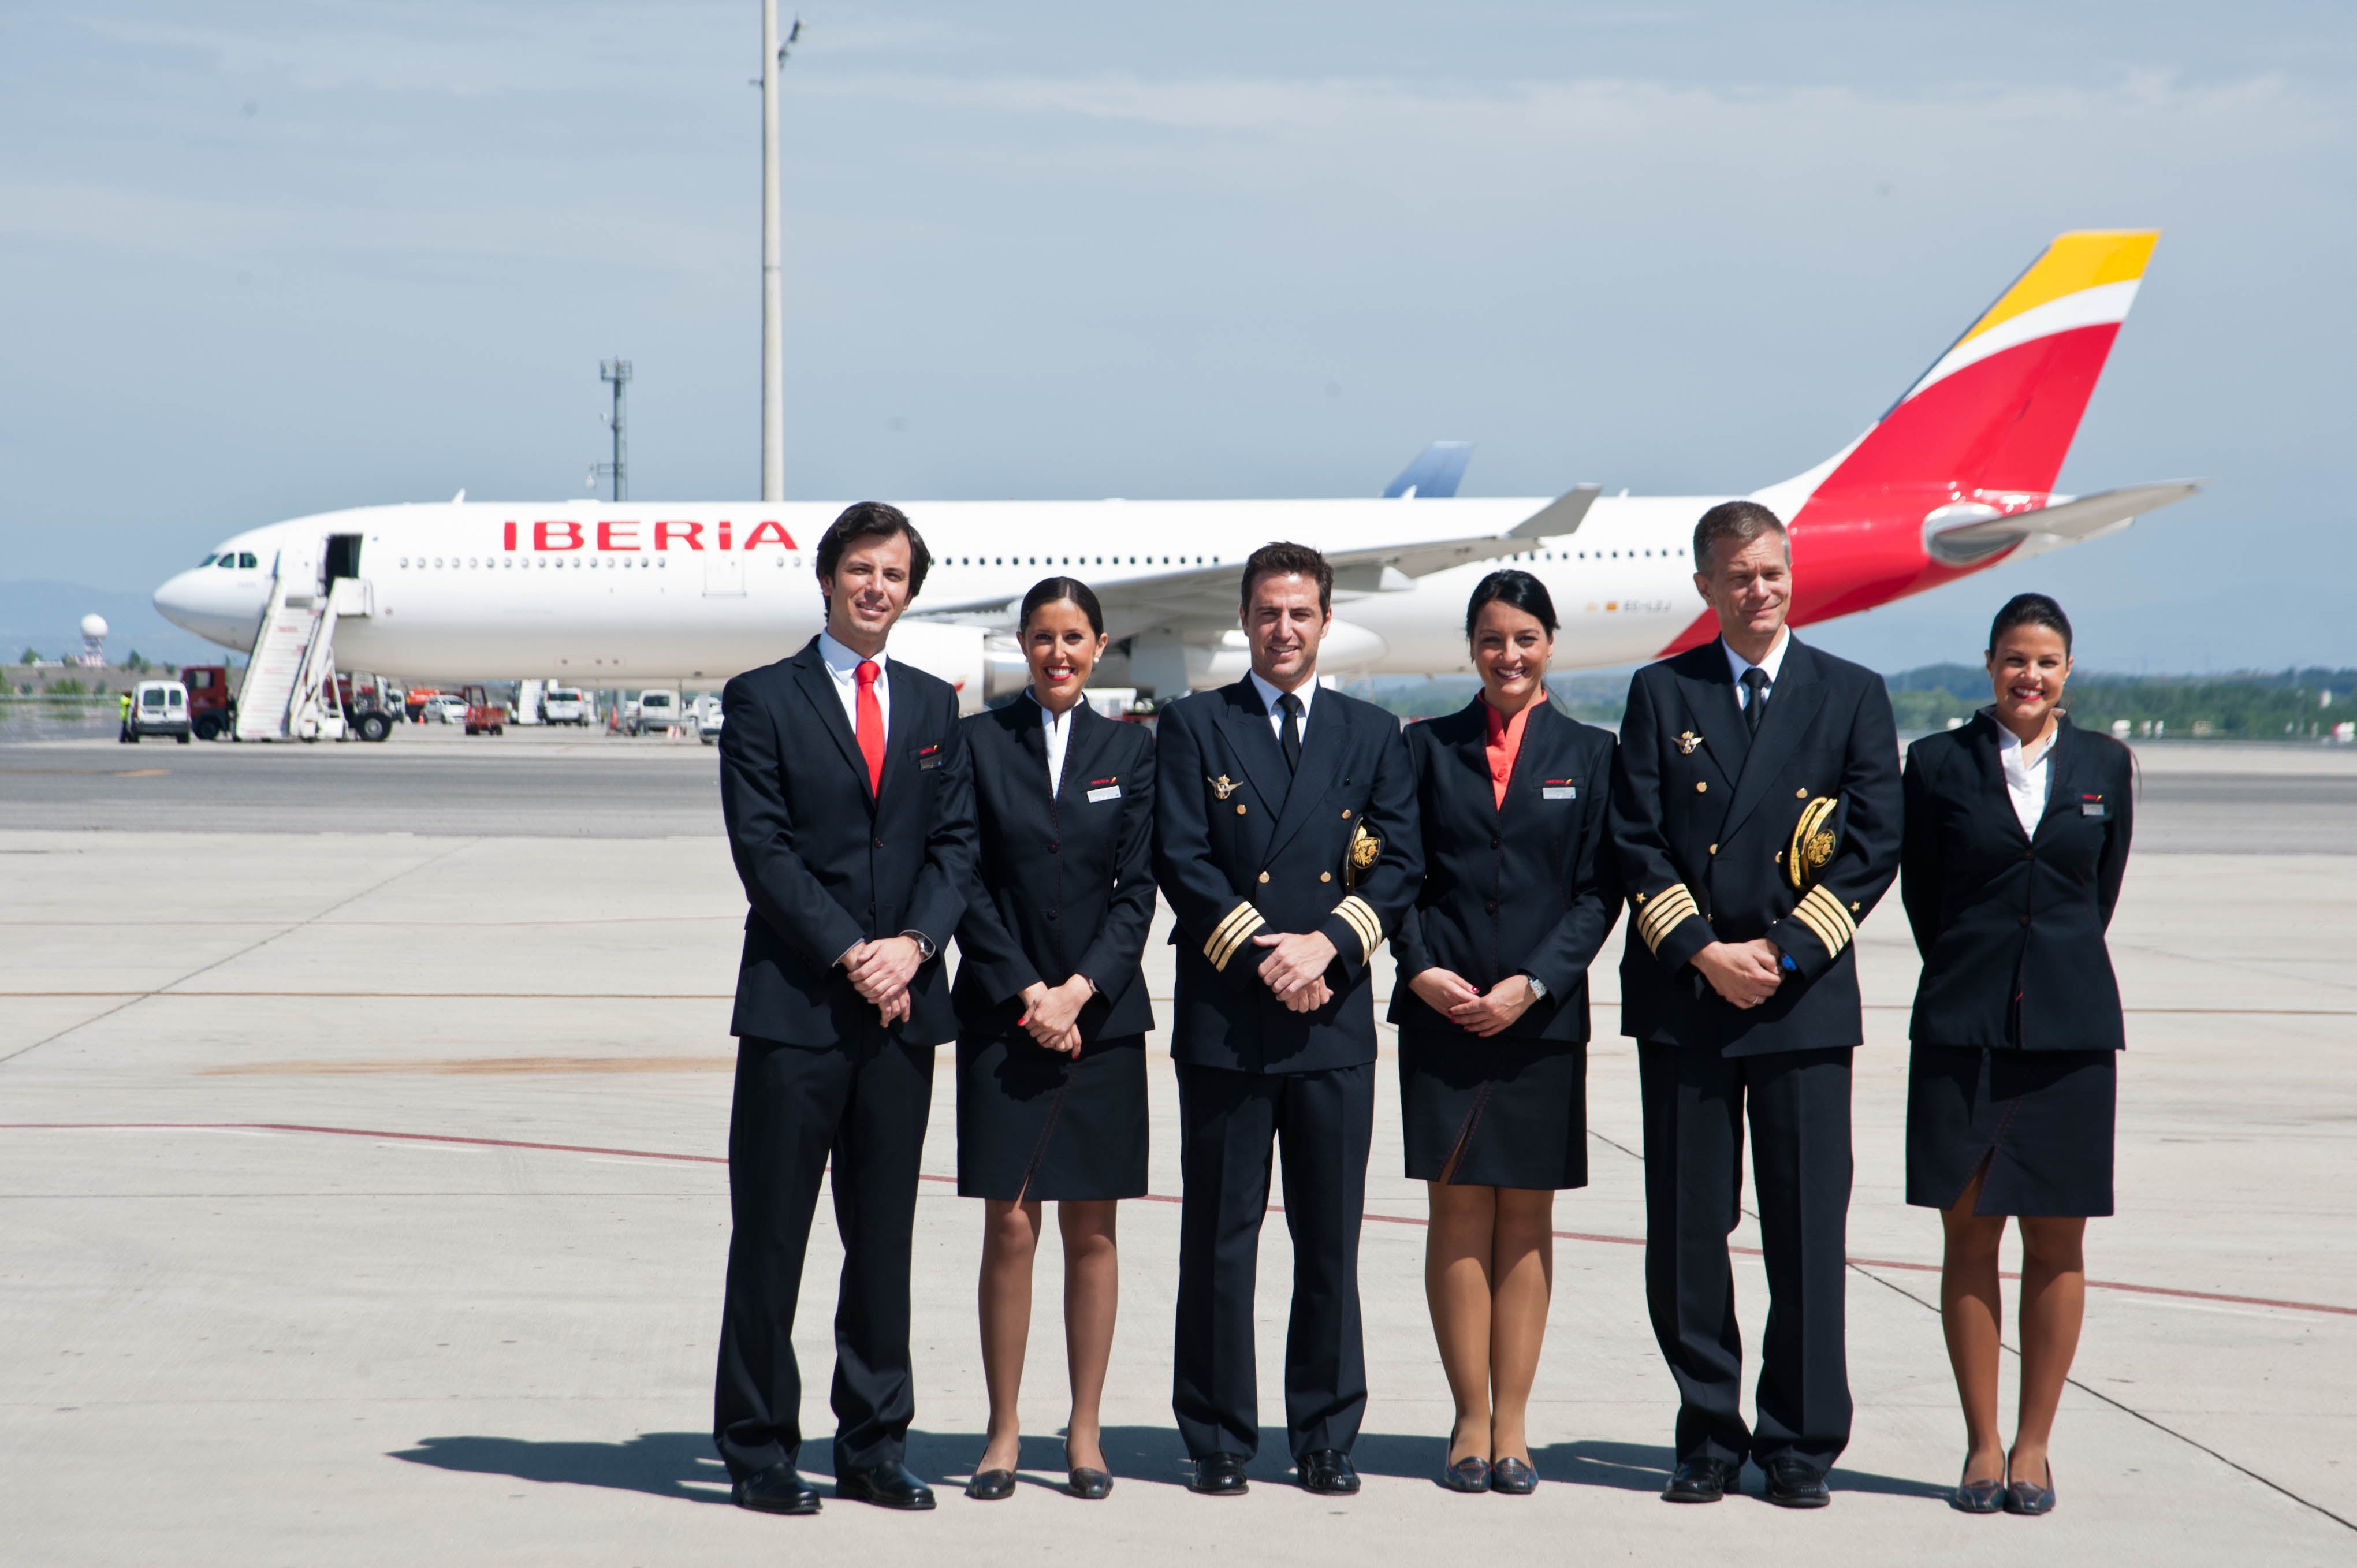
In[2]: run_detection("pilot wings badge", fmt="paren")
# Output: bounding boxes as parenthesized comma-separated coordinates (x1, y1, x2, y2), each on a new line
(1345, 823, 1382, 889)
(1674, 731, 1704, 755)
(1209, 774, 1239, 800)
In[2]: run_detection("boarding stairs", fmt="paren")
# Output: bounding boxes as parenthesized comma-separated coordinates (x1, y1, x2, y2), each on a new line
(234, 553, 370, 742)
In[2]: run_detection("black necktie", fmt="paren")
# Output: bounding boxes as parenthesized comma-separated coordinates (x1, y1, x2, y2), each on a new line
(1278, 692, 1304, 772)
(1742, 667, 1770, 736)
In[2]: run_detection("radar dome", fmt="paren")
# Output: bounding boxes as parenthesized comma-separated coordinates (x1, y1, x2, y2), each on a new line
(79, 614, 108, 640)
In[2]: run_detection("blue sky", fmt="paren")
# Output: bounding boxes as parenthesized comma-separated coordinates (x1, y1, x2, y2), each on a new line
(3, 2, 2351, 671)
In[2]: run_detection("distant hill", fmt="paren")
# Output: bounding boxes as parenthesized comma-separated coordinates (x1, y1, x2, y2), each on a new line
(0, 579, 220, 666)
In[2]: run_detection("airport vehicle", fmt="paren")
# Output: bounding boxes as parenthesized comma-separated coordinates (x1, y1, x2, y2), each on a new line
(334, 672, 399, 743)
(422, 693, 468, 724)
(121, 680, 192, 743)
(686, 692, 725, 744)
(541, 686, 590, 725)
(181, 664, 235, 740)
(460, 684, 506, 736)
(628, 688, 684, 736)
(151, 232, 2198, 709)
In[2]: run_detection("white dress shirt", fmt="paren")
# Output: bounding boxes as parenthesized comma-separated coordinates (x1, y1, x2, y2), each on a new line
(1246, 669, 1316, 742)
(1990, 709, 2056, 836)
(1722, 628, 1791, 714)
(1031, 689, 1075, 796)
(817, 629, 890, 736)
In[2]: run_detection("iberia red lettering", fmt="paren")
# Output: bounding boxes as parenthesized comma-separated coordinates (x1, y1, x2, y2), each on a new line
(597, 520, 640, 551)
(741, 519, 795, 550)
(535, 520, 584, 550)
(654, 520, 704, 551)
(503, 520, 517, 550)
(717, 519, 733, 550)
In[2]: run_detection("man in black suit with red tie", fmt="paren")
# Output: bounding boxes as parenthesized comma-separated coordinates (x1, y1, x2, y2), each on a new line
(1152, 542, 1422, 1498)
(711, 501, 977, 1516)
(1608, 501, 1901, 1509)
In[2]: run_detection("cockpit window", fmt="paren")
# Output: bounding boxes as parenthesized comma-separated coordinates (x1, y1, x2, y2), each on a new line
(239, 552, 260, 568)
(217, 555, 237, 569)
(198, 553, 217, 566)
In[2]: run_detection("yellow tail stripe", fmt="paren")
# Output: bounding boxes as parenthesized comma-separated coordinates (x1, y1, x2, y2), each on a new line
(1957, 229, 2158, 347)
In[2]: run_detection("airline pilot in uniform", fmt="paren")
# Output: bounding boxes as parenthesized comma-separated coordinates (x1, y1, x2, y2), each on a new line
(1152, 541, 1422, 1498)
(711, 502, 977, 1515)
(1608, 500, 1901, 1509)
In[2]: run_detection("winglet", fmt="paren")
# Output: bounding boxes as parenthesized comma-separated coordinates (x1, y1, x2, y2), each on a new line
(1383, 441, 1474, 499)
(1508, 484, 1602, 539)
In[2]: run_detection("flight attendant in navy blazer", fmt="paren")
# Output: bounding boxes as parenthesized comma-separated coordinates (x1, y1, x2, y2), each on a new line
(1390, 569, 1618, 1495)
(951, 577, 1157, 1503)
(1900, 593, 2133, 1518)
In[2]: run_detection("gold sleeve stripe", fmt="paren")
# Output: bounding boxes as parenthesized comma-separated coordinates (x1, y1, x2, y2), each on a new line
(1334, 895, 1383, 963)
(1635, 885, 1701, 954)
(1205, 903, 1266, 971)
(1792, 884, 1857, 956)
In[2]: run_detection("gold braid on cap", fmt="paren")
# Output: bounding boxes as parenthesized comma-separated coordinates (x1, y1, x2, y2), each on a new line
(1787, 794, 1840, 891)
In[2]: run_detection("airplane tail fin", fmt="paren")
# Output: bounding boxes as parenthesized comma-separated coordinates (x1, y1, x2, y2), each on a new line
(1383, 441, 1474, 499)
(1767, 229, 2159, 508)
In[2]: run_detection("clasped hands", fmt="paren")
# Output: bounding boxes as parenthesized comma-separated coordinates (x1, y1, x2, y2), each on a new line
(1406, 967, 1541, 1037)
(1693, 938, 1784, 1010)
(1253, 930, 1336, 1014)
(1016, 974, 1094, 1056)
(841, 934, 924, 1026)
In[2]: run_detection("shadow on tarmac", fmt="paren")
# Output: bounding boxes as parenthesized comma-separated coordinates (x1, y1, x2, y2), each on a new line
(390, 1428, 1947, 1502)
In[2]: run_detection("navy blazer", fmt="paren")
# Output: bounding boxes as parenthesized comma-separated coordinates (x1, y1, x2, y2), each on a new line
(1389, 697, 1619, 1045)
(952, 698, 1159, 1046)
(717, 636, 977, 1048)
(1608, 634, 1903, 1057)
(1152, 680, 1422, 1074)
(1901, 713, 2133, 1052)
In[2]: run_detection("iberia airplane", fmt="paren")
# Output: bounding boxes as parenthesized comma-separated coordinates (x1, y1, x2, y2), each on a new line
(154, 229, 2195, 707)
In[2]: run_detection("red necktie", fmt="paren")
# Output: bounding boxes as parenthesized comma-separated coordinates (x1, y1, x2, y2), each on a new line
(855, 660, 885, 794)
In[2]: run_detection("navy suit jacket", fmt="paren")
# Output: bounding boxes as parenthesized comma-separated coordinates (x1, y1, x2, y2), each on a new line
(1390, 697, 1619, 1045)
(1152, 679, 1421, 1074)
(1901, 713, 2133, 1052)
(717, 636, 977, 1048)
(1608, 634, 1902, 1057)
(952, 699, 1159, 1046)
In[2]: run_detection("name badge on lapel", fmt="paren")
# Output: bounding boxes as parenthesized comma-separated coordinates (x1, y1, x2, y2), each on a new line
(1541, 780, 1578, 801)
(916, 743, 943, 772)
(2080, 794, 2106, 817)
(1086, 776, 1121, 803)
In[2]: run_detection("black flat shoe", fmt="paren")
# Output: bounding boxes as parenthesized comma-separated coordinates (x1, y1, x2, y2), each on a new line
(1489, 1456, 1537, 1495)
(1067, 1466, 1113, 1499)
(837, 1459, 937, 1510)
(1762, 1457, 1831, 1509)
(1189, 1453, 1249, 1496)
(1440, 1454, 1490, 1493)
(732, 1463, 822, 1515)
(1299, 1450, 1360, 1495)
(2004, 1459, 2056, 1516)
(1661, 1456, 1738, 1503)
(964, 1468, 1016, 1501)
(1950, 1461, 2005, 1514)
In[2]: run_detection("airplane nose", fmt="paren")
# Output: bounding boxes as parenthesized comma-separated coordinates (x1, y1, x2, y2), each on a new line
(154, 567, 266, 647)
(152, 571, 206, 634)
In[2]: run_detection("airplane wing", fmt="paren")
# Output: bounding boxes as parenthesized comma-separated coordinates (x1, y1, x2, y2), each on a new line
(1923, 481, 2203, 566)
(914, 485, 1602, 637)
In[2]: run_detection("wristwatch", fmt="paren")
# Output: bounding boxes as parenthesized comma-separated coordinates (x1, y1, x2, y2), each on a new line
(902, 930, 937, 962)
(1523, 974, 1548, 1001)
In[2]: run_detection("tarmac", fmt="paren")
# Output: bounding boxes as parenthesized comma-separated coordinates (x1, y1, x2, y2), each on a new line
(3, 725, 2355, 1565)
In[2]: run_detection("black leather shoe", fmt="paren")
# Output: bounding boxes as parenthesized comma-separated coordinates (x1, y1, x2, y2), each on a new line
(1189, 1453, 1249, 1496)
(1067, 1466, 1113, 1500)
(2003, 1458, 2056, 1516)
(1440, 1454, 1490, 1493)
(963, 1468, 1015, 1501)
(837, 1459, 937, 1510)
(1299, 1450, 1360, 1496)
(732, 1463, 822, 1515)
(1762, 1458, 1831, 1509)
(1660, 1456, 1738, 1503)
(1490, 1455, 1537, 1495)
(1950, 1459, 2004, 1514)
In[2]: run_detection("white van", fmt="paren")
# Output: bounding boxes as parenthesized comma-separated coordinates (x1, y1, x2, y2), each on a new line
(628, 688, 683, 736)
(122, 680, 192, 744)
(541, 687, 590, 726)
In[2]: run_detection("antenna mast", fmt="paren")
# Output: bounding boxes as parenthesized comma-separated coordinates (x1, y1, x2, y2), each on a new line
(759, 5, 799, 502)
(594, 358, 632, 501)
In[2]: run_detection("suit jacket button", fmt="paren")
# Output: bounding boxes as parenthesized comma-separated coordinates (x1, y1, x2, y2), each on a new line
(1486, 902, 1498, 913)
(1320, 871, 1332, 882)
(1236, 803, 1248, 815)
(1695, 781, 1708, 793)
(1796, 788, 1808, 798)
(1049, 842, 1060, 853)
(2023, 848, 2035, 861)
(1258, 871, 1271, 884)
(1491, 837, 1501, 848)
(2019, 914, 2031, 926)
(1708, 843, 1718, 855)
(1342, 809, 1352, 818)
(1048, 910, 1059, 921)
(873, 838, 885, 848)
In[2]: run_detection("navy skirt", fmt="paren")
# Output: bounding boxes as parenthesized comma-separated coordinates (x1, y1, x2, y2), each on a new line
(1906, 1044, 2116, 1217)
(1399, 1030, 1587, 1190)
(955, 1031, 1148, 1202)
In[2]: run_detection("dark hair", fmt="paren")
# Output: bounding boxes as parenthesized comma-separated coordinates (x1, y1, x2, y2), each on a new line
(1692, 500, 1788, 572)
(1987, 591, 2072, 655)
(1463, 568, 1559, 639)
(1240, 541, 1334, 614)
(815, 501, 932, 598)
(1019, 576, 1105, 637)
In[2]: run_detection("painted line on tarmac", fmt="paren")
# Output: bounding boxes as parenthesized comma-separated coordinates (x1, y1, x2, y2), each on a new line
(5, 1119, 2355, 1325)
